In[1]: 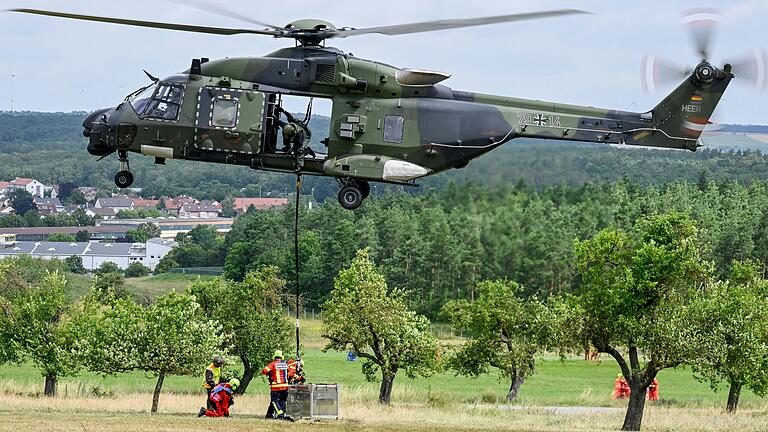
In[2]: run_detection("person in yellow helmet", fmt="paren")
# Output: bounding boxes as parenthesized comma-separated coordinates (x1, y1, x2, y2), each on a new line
(202, 356, 225, 409)
(261, 350, 295, 421)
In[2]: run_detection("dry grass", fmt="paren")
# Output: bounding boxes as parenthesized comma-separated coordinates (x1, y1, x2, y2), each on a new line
(0, 387, 766, 432)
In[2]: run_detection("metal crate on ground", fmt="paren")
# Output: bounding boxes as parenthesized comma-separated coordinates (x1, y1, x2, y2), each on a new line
(286, 384, 340, 420)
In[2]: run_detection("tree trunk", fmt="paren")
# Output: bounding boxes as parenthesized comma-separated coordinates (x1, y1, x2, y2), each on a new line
(506, 373, 525, 402)
(236, 355, 255, 395)
(726, 380, 742, 414)
(379, 372, 396, 404)
(622, 382, 647, 431)
(44, 373, 57, 397)
(151, 372, 165, 414)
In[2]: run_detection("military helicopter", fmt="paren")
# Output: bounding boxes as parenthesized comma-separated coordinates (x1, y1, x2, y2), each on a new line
(10, 6, 736, 209)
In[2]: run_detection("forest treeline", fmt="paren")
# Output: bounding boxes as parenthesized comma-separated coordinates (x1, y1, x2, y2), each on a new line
(160, 178, 768, 317)
(2, 112, 768, 203)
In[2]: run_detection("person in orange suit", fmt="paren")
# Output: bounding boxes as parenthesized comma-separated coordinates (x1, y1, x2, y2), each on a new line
(647, 378, 659, 401)
(613, 373, 630, 399)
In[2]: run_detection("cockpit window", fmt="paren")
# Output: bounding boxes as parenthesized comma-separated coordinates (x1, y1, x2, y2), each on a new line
(128, 82, 185, 121)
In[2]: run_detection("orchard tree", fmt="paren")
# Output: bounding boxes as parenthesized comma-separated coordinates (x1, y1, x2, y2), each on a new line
(444, 280, 553, 402)
(322, 250, 439, 404)
(72, 290, 224, 413)
(188, 267, 292, 394)
(7, 272, 78, 396)
(690, 260, 768, 413)
(567, 213, 711, 431)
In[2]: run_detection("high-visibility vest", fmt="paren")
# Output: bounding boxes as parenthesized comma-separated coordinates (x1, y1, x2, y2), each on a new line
(262, 360, 290, 390)
(202, 363, 221, 389)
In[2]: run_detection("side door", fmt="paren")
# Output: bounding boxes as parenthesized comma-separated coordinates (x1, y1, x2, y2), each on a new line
(194, 86, 266, 155)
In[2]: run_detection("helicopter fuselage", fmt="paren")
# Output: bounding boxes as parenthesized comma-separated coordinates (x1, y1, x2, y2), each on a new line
(84, 45, 731, 209)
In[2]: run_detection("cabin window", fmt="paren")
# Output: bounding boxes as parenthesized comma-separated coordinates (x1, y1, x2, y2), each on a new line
(141, 83, 185, 121)
(383, 115, 404, 143)
(211, 97, 239, 128)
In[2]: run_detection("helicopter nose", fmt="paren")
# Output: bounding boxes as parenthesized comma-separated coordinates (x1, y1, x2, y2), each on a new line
(83, 107, 117, 156)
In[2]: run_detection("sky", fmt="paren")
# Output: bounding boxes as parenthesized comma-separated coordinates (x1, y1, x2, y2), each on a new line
(0, 0, 765, 124)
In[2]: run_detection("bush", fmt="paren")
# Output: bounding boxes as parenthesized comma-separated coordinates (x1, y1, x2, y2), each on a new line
(63, 255, 86, 274)
(124, 262, 150, 278)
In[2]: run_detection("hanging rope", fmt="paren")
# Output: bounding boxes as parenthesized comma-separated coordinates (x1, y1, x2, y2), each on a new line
(294, 174, 301, 358)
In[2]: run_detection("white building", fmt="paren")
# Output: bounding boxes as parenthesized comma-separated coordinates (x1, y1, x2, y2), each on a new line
(7, 178, 46, 198)
(0, 238, 176, 271)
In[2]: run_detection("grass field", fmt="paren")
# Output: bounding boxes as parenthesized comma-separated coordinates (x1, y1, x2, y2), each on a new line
(2, 293, 767, 430)
(63, 272, 213, 302)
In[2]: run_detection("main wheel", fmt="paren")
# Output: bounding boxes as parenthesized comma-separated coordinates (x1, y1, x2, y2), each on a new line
(357, 180, 371, 199)
(338, 185, 364, 210)
(115, 171, 134, 188)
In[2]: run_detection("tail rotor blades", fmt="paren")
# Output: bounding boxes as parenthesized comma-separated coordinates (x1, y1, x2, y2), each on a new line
(727, 49, 767, 91)
(682, 8, 720, 61)
(641, 55, 689, 93)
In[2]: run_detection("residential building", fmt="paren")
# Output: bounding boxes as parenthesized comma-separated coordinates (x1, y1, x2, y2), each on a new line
(0, 237, 177, 271)
(162, 195, 197, 211)
(75, 187, 99, 202)
(8, 178, 46, 197)
(132, 198, 160, 211)
(88, 207, 118, 220)
(232, 198, 289, 215)
(33, 197, 63, 216)
(95, 197, 134, 212)
(179, 203, 220, 218)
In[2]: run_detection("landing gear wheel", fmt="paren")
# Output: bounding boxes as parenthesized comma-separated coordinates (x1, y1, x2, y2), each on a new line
(338, 185, 364, 210)
(357, 180, 371, 199)
(115, 171, 134, 188)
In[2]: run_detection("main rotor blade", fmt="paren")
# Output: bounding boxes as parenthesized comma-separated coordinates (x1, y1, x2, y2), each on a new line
(682, 8, 719, 61)
(8, 8, 283, 36)
(335, 9, 589, 38)
(169, 0, 281, 30)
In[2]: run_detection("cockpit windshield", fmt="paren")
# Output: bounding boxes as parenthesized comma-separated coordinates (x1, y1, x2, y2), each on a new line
(128, 82, 185, 121)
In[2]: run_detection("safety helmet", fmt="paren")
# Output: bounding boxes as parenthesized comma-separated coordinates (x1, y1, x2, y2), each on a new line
(617, 373, 623, 378)
(274, 350, 284, 359)
(212, 355, 225, 367)
(229, 378, 240, 391)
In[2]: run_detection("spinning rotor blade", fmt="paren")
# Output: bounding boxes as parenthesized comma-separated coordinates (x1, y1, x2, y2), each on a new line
(727, 49, 768, 91)
(8, 8, 283, 36)
(641, 55, 689, 93)
(335, 9, 589, 38)
(169, 0, 281, 30)
(682, 8, 720, 61)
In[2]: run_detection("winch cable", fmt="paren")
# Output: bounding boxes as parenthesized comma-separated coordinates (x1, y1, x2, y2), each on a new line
(293, 173, 301, 358)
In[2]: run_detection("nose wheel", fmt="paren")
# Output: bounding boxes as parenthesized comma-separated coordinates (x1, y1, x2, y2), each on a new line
(114, 151, 133, 188)
(337, 179, 370, 210)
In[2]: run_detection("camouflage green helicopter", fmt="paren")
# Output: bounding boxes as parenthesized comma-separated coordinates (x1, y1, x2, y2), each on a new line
(10, 6, 737, 209)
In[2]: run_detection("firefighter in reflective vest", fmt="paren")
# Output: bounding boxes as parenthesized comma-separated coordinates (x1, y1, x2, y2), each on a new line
(198, 378, 239, 418)
(202, 356, 225, 409)
(262, 350, 294, 421)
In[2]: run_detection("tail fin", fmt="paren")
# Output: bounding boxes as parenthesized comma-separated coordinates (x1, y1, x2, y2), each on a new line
(639, 62, 732, 150)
